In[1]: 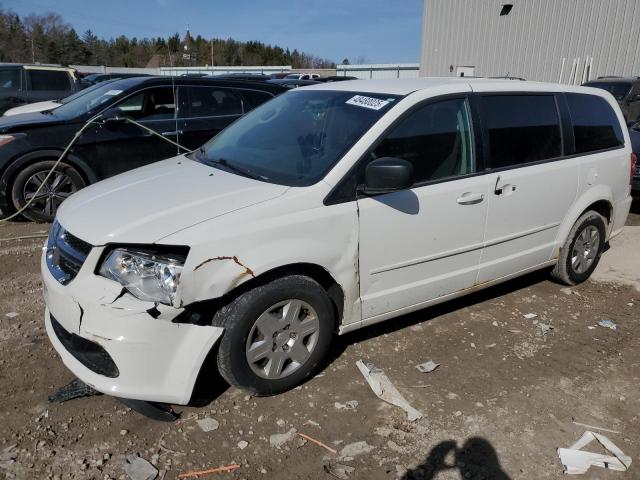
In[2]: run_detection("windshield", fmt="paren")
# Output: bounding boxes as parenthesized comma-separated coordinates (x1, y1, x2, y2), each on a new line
(58, 79, 118, 104)
(194, 90, 400, 186)
(52, 78, 139, 119)
(587, 82, 632, 101)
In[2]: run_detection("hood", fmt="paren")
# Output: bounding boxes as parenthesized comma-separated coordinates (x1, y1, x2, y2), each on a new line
(0, 110, 68, 132)
(3, 100, 59, 117)
(56, 156, 289, 245)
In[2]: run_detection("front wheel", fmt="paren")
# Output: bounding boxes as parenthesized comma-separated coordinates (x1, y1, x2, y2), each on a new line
(212, 275, 335, 396)
(551, 210, 607, 285)
(10, 160, 86, 222)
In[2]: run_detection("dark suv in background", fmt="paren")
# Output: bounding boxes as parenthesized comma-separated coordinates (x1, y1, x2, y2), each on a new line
(0, 76, 285, 221)
(0, 64, 82, 115)
(583, 77, 640, 123)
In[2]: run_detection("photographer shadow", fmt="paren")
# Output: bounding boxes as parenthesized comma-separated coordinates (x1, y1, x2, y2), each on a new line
(402, 437, 510, 480)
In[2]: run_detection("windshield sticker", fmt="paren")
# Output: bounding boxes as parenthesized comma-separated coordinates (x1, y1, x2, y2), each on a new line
(346, 95, 390, 110)
(104, 89, 123, 96)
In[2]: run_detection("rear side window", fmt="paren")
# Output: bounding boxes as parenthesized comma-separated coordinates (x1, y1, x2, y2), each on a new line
(481, 95, 562, 168)
(566, 93, 624, 153)
(240, 90, 274, 110)
(372, 98, 475, 184)
(183, 86, 243, 118)
(28, 70, 71, 91)
(0, 69, 21, 90)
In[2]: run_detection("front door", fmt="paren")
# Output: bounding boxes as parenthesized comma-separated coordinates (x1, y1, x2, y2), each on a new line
(87, 86, 181, 179)
(358, 96, 488, 320)
(475, 93, 578, 283)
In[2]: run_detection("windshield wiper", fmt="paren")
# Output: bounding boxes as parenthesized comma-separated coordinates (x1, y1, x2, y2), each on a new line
(208, 156, 262, 180)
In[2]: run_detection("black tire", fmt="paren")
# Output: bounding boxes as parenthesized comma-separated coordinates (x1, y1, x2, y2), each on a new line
(551, 210, 607, 285)
(212, 275, 335, 396)
(10, 160, 86, 222)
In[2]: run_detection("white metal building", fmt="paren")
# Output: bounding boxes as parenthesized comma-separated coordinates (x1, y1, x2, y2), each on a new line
(420, 0, 640, 83)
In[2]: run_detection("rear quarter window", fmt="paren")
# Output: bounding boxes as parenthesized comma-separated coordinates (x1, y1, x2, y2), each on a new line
(240, 90, 274, 110)
(566, 93, 624, 153)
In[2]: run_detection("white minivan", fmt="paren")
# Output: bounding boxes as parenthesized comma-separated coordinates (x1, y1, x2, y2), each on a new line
(42, 78, 635, 405)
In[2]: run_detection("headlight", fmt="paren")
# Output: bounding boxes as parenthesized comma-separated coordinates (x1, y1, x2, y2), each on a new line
(99, 248, 187, 305)
(0, 135, 18, 147)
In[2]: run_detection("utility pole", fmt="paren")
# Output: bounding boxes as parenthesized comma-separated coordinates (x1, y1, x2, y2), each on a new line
(210, 39, 213, 66)
(31, 35, 35, 63)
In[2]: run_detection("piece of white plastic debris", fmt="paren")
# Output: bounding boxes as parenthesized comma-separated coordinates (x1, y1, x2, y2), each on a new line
(523, 313, 538, 319)
(122, 454, 158, 480)
(415, 360, 439, 373)
(237, 440, 249, 450)
(356, 360, 423, 421)
(196, 417, 219, 432)
(557, 431, 632, 474)
(598, 319, 618, 330)
(334, 400, 359, 410)
(4, 312, 18, 318)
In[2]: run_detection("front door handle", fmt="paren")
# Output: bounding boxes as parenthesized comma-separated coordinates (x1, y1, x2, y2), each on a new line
(457, 192, 485, 205)
(161, 130, 183, 137)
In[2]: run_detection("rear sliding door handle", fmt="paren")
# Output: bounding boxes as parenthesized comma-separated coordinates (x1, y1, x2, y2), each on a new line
(456, 192, 485, 205)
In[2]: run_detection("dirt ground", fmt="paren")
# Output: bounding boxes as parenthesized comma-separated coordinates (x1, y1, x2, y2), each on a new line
(0, 201, 639, 480)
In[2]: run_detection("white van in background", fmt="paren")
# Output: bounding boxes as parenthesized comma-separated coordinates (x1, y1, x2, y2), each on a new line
(42, 78, 634, 406)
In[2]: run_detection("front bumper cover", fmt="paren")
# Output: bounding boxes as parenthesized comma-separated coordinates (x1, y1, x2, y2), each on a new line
(42, 247, 224, 405)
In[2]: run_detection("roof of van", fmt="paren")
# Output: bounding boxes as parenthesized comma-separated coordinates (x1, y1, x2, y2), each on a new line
(299, 77, 610, 97)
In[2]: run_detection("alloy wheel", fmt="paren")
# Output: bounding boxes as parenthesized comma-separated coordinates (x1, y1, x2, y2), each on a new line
(570, 225, 600, 274)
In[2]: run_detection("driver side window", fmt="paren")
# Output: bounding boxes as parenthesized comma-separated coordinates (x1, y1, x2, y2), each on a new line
(110, 87, 176, 121)
(371, 98, 475, 185)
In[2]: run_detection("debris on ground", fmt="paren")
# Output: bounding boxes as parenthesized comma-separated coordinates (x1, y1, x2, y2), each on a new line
(269, 428, 297, 449)
(415, 360, 439, 373)
(48, 378, 101, 403)
(334, 400, 359, 410)
(122, 454, 158, 480)
(536, 323, 554, 336)
(323, 463, 355, 479)
(598, 319, 618, 330)
(237, 440, 248, 450)
(298, 432, 337, 454)
(571, 420, 621, 434)
(0, 444, 17, 470)
(177, 464, 240, 478)
(523, 313, 538, 319)
(356, 360, 423, 421)
(4, 312, 18, 318)
(196, 417, 220, 432)
(557, 431, 632, 474)
(339, 441, 375, 459)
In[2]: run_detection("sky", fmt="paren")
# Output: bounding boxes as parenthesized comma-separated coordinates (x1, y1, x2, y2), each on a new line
(4, 0, 424, 64)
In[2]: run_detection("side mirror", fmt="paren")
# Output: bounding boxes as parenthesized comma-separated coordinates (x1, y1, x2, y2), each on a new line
(99, 109, 125, 124)
(361, 157, 414, 195)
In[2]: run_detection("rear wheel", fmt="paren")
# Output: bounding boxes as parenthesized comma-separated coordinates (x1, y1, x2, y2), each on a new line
(551, 210, 607, 285)
(10, 160, 85, 222)
(212, 275, 335, 396)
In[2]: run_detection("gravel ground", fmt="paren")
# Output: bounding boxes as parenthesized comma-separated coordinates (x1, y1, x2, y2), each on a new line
(0, 201, 638, 480)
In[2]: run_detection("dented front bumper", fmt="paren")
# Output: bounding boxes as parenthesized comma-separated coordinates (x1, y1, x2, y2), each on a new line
(42, 247, 224, 405)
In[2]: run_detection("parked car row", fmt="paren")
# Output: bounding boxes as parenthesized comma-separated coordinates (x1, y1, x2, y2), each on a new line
(0, 76, 286, 221)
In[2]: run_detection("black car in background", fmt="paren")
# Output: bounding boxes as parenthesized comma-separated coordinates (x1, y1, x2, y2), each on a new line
(583, 77, 640, 123)
(0, 76, 285, 221)
(81, 72, 152, 85)
(0, 64, 83, 115)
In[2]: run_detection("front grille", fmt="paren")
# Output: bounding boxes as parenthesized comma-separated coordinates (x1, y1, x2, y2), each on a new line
(50, 314, 119, 378)
(46, 221, 93, 285)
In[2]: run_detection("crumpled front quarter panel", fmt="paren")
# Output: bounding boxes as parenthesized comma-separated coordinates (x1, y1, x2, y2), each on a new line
(162, 185, 362, 326)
